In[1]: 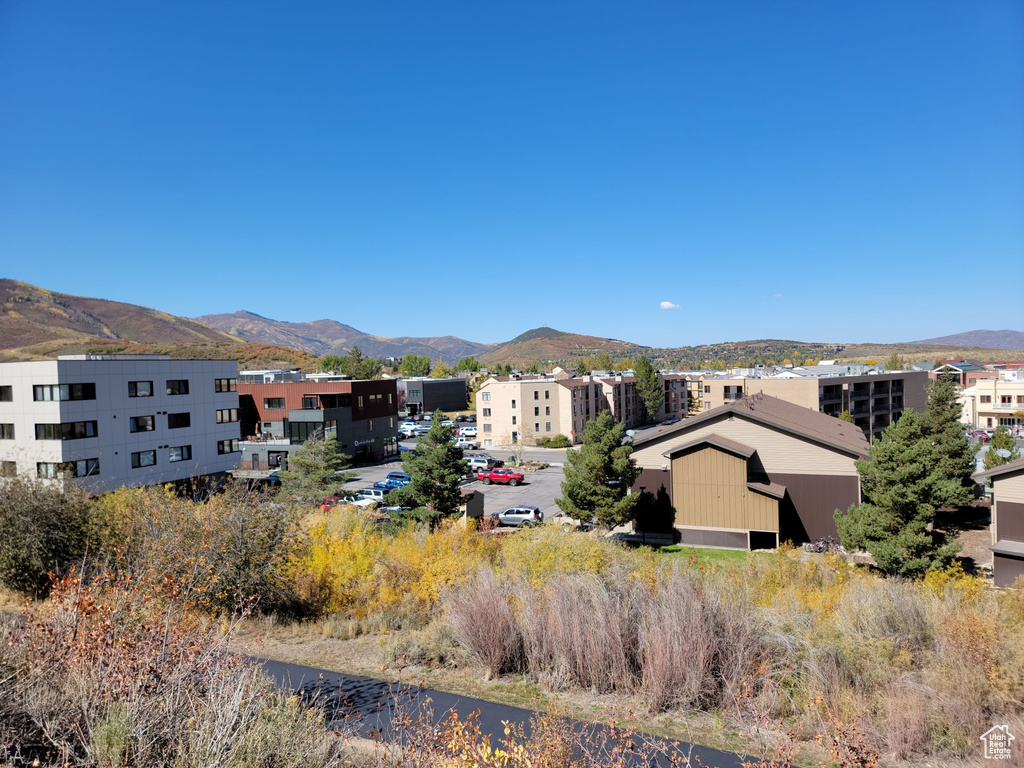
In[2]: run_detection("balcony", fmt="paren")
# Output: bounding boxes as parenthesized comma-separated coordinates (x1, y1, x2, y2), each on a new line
(993, 402, 1024, 410)
(241, 437, 291, 446)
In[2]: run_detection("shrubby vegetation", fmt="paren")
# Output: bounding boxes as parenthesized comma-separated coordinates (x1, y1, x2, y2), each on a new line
(534, 433, 572, 448)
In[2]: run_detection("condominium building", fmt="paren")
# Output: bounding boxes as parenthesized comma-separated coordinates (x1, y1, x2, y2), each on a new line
(959, 374, 1024, 431)
(237, 378, 399, 466)
(0, 355, 241, 494)
(475, 369, 687, 446)
(699, 365, 928, 440)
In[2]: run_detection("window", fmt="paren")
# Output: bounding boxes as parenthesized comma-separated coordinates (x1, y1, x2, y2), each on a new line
(35, 421, 98, 440)
(301, 396, 319, 410)
(534, 407, 540, 416)
(167, 413, 191, 429)
(1, 461, 15, 477)
(534, 391, 539, 400)
(37, 462, 61, 478)
(389, 417, 394, 427)
(0, 385, 11, 402)
(357, 396, 364, 408)
(131, 450, 157, 469)
(217, 439, 240, 455)
(367, 420, 373, 432)
(66, 458, 100, 478)
(130, 415, 155, 433)
(511, 416, 517, 425)
(216, 408, 239, 423)
(482, 408, 491, 417)
(214, 378, 237, 393)
(166, 380, 189, 396)
(545, 406, 550, 416)
(545, 390, 550, 400)
(0, 424, 12, 439)
(511, 399, 516, 409)
(33, 383, 96, 401)
(128, 381, 153, 397)
(545, 422, 551, 432)
(169, 445, 192, 462)
(264, 397, 286, 409)
(534, 423, 540, 431)
(481, 392, 491, 401)
(410, 389, 421, 398)
(483, 424, 492, 433)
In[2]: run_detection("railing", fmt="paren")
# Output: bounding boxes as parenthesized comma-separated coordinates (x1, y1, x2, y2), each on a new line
(240, 437, 291, 445)
(992, 402, 1024, 410)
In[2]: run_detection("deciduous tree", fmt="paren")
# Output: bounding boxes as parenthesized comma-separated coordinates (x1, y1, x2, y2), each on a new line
(455, 357, 480, 373)
(555, 412, 641, 529)
(984, 426, 1021, 471)
(401, 354, 432, 378)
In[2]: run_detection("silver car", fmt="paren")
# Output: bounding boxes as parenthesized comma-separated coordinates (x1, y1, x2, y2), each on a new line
(491, 506, 544, 527)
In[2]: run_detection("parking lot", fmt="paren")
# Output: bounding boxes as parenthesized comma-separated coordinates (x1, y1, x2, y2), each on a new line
(344, 441, 570, 525)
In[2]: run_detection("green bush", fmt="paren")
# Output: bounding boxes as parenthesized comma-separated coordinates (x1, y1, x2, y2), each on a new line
(0, 478, 91, 597)
(545, 434, 572, 448)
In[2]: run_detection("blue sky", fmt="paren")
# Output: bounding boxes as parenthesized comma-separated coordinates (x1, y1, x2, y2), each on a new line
(1, 1, 1022, 348)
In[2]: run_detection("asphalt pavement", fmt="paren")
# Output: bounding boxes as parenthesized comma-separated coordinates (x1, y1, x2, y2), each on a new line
(258, 657, 753, 768)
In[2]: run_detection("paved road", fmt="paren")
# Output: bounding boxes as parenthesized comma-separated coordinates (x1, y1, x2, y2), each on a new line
(259, 657, 752, 768)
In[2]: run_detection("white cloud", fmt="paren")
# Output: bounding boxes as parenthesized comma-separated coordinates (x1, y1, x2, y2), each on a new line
(772, 293, 783, 298)
(660, 301, 680, 310)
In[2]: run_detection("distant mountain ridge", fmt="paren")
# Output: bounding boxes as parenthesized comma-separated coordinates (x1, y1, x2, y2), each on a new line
(908, 329, 1024, 351)
(196, 310, 495, 362)
(479, 327, 645, 366)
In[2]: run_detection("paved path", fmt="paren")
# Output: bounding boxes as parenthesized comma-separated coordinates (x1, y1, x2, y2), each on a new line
(258, 658, 753, 768)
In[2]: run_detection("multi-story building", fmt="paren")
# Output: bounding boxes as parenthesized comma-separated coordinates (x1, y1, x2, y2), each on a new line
(476, 369, 687, 446)
(0, 355, 241, 494)
(929, 360, 998, 389)
(396, 377, 468, 415)
(959, 374, 1024, 431)
(699, 364, 928, 440)
(238, 378, 399, 467)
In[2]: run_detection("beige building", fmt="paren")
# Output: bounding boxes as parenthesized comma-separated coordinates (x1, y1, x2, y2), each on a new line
(974, 457, 1024, 587)
(629, 394, 870, 549)
(959, 376, 1024, 431)
(476, 368, 687, 446)
(699, 366, 927, 441)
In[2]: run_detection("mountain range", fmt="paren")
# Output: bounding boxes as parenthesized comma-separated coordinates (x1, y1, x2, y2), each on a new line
(2, 278, 1023, 368)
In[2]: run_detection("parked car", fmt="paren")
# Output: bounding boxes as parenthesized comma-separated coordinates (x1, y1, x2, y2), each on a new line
(415, 425, 432, 436)
(359, 488, 386, 500)
(454, 437, 479, 450)
(465, 455, 494, 471)
(466, 453, 502, 467)
(477, 468, 525, 486)
(373, 477, 410, 490)
(399, 426, 418, 439)
(399, 445, 419, 456)
(663, 416, 680, 425)
(465, 415, 476, 422)
(399, 421, 418, 431)
(491, 506, 544, 527)
(441, 420, 456, 427)
(460, 426, 478, 437)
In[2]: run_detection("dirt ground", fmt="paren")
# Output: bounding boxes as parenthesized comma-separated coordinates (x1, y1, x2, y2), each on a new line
(937, 499, 993, 575)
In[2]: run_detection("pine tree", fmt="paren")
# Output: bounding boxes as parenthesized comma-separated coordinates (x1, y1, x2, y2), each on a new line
(633, 356, 663, 424)
(984, 426, 1021, 470)
(834, 411, 960, 576)
(277, 430, 354, 502)
(387, 410, 467, 517)
(555, 412, 641, 529)
(919, 377, 976, 509)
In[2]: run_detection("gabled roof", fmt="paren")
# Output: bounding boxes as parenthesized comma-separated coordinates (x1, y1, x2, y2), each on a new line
(746, 480, 787, 499)
(974, 455, 1024, 482)
(662, 433, 756, 459)
(633, 393, 869, 458)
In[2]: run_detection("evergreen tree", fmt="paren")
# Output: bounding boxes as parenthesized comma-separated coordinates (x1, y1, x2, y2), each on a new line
(387, 410, 467, 517)
(555, 412, 641, 529)
(834, 410, 960, 576)
(919, 377, 976, 508)
(319, 354, 345, 372)
(984, 426, 1021, 471)
(633, 356, 663, 424)
(277, 429, 354, 502)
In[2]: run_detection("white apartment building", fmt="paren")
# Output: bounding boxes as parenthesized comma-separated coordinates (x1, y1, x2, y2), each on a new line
(0, 355, 242, 494)
(959, 374, 1024, 431)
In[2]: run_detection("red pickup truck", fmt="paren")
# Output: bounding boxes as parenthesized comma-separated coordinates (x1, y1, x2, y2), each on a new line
(477, 468, 525, 486)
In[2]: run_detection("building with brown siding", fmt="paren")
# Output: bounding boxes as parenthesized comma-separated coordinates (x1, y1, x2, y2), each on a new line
(238, 379, 398, 465)
(975, 457, 1024, 587)
(629, 393, 869, 549)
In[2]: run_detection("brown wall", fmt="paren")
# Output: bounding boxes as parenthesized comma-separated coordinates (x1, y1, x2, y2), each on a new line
(995, 500, 1024, 543)
(994, 553, 1024, 588)
(239, 380, 397, 423)
(780, 473, 860, 542)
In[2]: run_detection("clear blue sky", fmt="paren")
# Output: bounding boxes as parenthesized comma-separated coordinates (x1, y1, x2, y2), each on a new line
(2, 1, 1022, 347)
